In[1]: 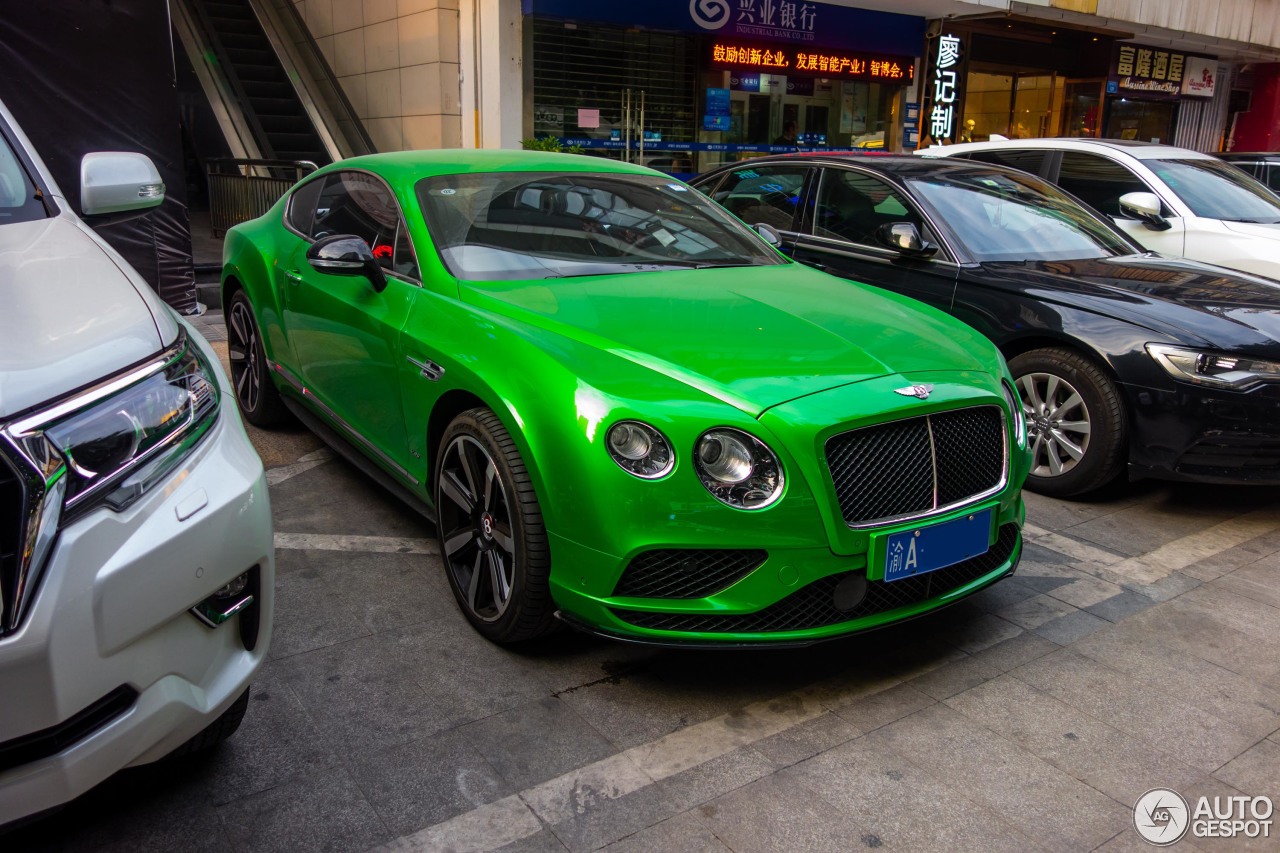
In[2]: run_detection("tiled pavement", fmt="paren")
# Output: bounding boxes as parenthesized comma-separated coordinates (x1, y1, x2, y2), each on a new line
(8, 309, 1280, 852)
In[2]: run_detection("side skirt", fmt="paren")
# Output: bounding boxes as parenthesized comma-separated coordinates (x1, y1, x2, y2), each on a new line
(282, 397, 437, 524)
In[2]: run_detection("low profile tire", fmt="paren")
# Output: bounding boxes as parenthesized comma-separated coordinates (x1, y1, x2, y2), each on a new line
(226, 290, 290, 427)
(435, 408, 556, 643)
(1009, 347, 1126, 498)
(166, 687, 250, 759)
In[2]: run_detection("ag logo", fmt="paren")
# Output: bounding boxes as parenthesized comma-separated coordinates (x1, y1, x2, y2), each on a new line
(689, 0, 730, 30)
(1134, 788, 1190, 846)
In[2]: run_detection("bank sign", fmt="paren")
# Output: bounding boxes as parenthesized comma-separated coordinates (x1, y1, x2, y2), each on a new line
(522, 0, 924, 56)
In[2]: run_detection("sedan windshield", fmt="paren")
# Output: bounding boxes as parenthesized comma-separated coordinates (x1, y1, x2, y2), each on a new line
(1145, 158, 1280, 223)
(907, 170, 1134, 262)
(415, 172, 784, 281)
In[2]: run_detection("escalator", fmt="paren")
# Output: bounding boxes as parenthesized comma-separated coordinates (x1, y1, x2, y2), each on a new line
(174, 0, 373, 165)
(192, 0, 327, 163)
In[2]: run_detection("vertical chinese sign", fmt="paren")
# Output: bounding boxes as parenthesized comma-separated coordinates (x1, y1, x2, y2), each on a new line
(929, 31, 964, 143)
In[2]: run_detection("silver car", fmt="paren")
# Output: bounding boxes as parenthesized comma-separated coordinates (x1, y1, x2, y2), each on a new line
(0, 98, 274, 825)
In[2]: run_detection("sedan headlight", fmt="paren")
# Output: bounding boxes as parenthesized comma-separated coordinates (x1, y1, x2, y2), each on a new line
(694, 428, 784, 509)
(1147, 344, 1280, 391)
(1002, 380, 1027, 447)
(606, 420, 674, 479)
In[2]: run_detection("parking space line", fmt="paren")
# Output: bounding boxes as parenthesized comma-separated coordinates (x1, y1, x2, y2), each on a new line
(265, 447, 334, 485)
(1088, 510, 1280, 585)
(372, 688, 843, 851)
(273, 533, 439, 555)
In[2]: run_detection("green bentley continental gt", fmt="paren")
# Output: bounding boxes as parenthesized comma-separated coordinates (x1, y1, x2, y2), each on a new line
(221, 150, 1029, 646)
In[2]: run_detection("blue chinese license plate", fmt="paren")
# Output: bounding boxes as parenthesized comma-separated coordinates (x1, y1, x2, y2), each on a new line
(883, 508, 993, 583)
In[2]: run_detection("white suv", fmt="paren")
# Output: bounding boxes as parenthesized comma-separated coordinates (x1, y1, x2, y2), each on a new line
(0, 98, 273, 824)
(923, 138, 1280, 280)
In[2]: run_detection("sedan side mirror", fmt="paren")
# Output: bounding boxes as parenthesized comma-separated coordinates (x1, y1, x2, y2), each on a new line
(754, 222, 782, 247)
(306, 234, 388, 292)
(80, 152, 165, 223)
(1118, 191, 1172, 231)
(874, 222, 938, 257)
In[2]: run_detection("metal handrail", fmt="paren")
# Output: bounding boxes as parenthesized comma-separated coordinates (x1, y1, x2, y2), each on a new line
(207, 158, 317, 237)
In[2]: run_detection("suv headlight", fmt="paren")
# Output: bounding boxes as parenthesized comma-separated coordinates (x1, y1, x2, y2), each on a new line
(0, 333, 219, 634)
(9, 333, 220, 520)
(694, 428, 784, 509)
(1147, 344, 1280, 391)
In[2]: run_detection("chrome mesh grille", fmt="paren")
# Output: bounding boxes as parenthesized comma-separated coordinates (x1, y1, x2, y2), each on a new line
(825, 406, 1006, 526)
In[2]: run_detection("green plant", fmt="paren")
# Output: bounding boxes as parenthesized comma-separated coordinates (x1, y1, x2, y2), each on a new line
(520, 136, 587, 156)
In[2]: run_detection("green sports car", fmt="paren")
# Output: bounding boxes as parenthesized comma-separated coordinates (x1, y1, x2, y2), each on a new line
(221, 150, 1028, 646)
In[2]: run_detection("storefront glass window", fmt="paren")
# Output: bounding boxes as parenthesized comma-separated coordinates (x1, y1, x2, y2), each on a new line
(1104, 99, 1175, 143)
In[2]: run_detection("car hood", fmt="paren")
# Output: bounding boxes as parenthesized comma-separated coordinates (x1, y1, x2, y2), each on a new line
(980, 255, 1280, 353)
(0, 216, 176, 420)
(1220, 219, 1280, 239)
(461, 263, 998, 417)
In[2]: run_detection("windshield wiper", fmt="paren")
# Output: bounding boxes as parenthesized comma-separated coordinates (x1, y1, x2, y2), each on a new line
(1225, 217, 1280, 224)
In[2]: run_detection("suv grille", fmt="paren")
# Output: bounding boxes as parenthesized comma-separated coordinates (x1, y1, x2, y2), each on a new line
(613, 549, 767, 599)
(612, 524, 1019, 635)
(0, 452, 24, 636)
(825, 406, 1005, 526)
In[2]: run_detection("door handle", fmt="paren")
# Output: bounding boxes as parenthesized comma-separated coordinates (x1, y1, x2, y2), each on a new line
(285, 269, 304, 284)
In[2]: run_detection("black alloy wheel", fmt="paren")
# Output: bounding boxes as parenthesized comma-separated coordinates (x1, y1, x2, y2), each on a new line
(1009, 347, 1126, 498)
(226, 291, 289, 427)
(435, 408, 555, 643)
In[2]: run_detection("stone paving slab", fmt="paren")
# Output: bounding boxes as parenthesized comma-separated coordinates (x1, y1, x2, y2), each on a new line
(8, 313, 1280, 852)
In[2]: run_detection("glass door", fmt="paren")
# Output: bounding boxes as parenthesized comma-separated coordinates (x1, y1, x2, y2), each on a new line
(1060, 79, 1104, 138)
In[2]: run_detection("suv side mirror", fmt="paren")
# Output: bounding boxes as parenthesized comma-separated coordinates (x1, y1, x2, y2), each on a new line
(306, 234, 388, 292)
(80, 152, 165, 223)
(1118, 191, 1172, 231)
(874, 222, 938, 257)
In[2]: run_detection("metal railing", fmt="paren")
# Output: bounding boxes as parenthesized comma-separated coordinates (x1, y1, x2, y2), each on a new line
(207, 158, 316, 237)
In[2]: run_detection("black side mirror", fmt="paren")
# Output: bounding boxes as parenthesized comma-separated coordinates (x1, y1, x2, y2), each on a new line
(306, 234, 388, 292)
(874, 222, 938, 257)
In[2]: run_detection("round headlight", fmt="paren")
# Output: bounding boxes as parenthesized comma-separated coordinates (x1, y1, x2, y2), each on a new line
(606, 420, 674, 479)
(696, 432, 754, 484)
(1002, 380, 1027, 447)
(694, 428, 784, 509)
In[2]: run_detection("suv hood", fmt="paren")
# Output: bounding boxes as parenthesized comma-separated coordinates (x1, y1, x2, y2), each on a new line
(0, 216, 177, 419)
(463, 263, 998, 416)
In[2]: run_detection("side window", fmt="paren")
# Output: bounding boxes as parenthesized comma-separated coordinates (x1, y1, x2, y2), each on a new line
(311, 172, 399, 267)
(1263, 164, 1280, 194)
(710, 165, 808, 231)
(285, 177, 324, 236)
(812, 169, 924, 246)
(392, 220, 420, 280)
(1056, 152, 1153, 217)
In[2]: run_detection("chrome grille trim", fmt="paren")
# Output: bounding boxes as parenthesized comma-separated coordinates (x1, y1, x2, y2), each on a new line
(825, 405, 1008, 530)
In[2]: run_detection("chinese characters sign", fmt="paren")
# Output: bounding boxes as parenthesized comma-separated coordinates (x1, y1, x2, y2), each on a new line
(1109, 44, 1213, 98)
(930, 33, 963, 141)
(709, 42, 912, 82)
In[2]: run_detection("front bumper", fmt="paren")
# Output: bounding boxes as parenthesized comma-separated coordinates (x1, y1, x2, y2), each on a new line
(549, 496, 1024, 646)
(0, 362, 274, 825)
(1124, 380, 1280, 483)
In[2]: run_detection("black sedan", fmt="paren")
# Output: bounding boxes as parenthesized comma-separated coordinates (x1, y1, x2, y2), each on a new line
(692, 155, 1280, 497)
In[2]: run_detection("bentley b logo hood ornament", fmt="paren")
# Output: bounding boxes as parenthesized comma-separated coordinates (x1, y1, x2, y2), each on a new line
(894, 383, 934, 400)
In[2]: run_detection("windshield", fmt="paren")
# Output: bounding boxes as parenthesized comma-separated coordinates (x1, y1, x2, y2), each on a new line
(0, 125, 47, 226)
(415, 172, 784, 281)
(1146, 158, 1280, 223)
(907, 170, 1134, 262)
